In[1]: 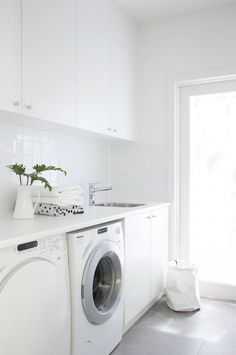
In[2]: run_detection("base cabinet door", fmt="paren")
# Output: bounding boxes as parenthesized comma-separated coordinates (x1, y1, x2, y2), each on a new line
(0, 0, 21, 113)
(150, 207, 169, 300)
(124, 212, 151, 326)
(124, 206, 169, 329)
(21, 0, 76, 126)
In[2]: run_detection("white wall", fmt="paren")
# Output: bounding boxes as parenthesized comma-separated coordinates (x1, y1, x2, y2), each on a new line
(0, 112, 111, 212)
(138, 3, 236, 144)
(111, 141, 168, 202)
(112, 4, 236, 204)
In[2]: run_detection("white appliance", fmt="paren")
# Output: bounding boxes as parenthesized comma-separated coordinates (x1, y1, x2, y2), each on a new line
(67, 221, 124, 355)
(0, 234, 70, 355)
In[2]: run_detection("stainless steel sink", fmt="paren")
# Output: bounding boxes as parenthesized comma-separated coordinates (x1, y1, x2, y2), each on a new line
(93, 202, 145, 208)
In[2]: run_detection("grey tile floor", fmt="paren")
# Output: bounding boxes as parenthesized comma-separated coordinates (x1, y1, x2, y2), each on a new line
(112, 297, 236, 355)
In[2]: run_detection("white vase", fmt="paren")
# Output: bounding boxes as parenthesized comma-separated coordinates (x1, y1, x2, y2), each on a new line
(13, 185, 39, 220)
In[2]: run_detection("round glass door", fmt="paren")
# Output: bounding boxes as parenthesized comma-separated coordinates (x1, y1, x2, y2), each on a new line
(82, 241, 123, 324)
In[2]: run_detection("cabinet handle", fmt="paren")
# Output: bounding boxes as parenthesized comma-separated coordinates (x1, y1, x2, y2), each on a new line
(25, 104, 32, 110)
(113, 129, 117, 133)
(107, 128, 112, 132)
(147, 216, 151, 219)
(13, 101, 20, 106)
(152, 215, 157, 218)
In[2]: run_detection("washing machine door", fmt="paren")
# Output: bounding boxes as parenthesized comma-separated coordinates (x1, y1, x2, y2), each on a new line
(82, 240, 123, 324)
(0, 257, 70, 355)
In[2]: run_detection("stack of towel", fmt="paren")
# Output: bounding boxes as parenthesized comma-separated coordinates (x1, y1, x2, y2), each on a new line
(32, 185, 84, 217)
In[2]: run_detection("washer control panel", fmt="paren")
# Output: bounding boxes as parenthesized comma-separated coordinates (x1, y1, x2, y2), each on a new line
(0, 235, 67, 266)
(15, 235, 67, 257)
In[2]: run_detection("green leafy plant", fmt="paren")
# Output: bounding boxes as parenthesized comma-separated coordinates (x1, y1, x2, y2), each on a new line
(7, 163, 67, 191)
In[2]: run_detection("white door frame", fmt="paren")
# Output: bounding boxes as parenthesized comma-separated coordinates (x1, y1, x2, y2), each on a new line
(169, 70, 236, 260)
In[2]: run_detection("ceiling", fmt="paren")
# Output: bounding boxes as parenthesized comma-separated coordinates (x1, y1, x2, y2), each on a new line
(115, 0, 236, 23)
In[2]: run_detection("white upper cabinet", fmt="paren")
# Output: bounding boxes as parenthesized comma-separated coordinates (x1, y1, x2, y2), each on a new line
(76, 0, 112, 135)
(111, 3, 137, 140)
(0, 0, 21, 113)
(77, 0, 137, 140)
(0, 0, 137, 139)
(21, 0, 76, 126)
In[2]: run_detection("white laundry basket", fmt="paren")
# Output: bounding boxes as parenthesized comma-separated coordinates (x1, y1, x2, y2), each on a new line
(165, 260, 201, 312)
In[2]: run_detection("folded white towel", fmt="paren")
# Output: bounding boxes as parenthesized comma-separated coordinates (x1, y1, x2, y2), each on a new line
(54, 185, 83, 194)
(31, 185, 83, 198)
(32, 195, 84, 207)
(46, 192, 83, 199)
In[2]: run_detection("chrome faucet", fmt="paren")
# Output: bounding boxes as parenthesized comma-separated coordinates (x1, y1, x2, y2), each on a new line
(89, 182, 112, 206)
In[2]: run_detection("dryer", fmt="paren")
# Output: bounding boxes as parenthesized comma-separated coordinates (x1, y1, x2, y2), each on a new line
(0, 234, 70, 355)
(67, 221, 124, 355)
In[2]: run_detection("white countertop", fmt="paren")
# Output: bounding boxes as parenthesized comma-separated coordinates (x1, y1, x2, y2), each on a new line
(0, 202, 169, 249)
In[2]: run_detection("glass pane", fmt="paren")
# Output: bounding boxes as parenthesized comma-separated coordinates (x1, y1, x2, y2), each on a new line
(190, 91, 236, 286)
(93, 256, 114, 311)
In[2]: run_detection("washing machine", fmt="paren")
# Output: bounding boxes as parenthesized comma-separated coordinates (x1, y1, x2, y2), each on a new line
(67, 221, 124, 355)
(0, 234, 70, 355)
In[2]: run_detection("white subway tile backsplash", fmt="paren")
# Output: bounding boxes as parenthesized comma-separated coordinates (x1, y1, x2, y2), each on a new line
(23, 141, 33, 155)
(0, 113, 168, 214)
(32, 142, 42, 156)
(0, 117, 111, 213)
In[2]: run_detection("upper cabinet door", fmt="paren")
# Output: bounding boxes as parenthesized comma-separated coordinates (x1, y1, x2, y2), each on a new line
(111, 3, 137, 140)
(76, 0, 112, 135)
(0, 0, 21, 113)
(21, 0, 76, 126)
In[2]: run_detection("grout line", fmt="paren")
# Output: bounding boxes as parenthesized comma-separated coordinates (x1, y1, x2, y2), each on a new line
(196, 341, 204, 355)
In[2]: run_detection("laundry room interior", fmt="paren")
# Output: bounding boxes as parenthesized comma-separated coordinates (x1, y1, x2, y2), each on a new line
(0, 0, 236, 354)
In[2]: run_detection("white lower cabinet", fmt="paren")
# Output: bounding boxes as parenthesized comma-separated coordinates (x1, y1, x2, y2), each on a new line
(124, 211, 151, 327)
(124, 206, 169, 329)
(150, 206, 169, 301)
